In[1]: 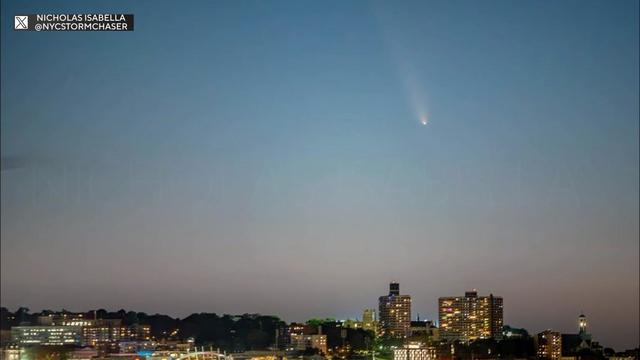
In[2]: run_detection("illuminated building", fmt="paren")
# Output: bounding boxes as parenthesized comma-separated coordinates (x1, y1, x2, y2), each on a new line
(11, 326, 83, 346)
(578, 314, 588, 336)
(536, 330, 562, 360)
(37, 313, 97, 326)
(13, 313, 151, 349)
(438, 290, 503, 342)
(392, 344, 437, 360)
(80, 321, 149, 347)
(282, 322, 314, 346)
(281, 323, 322, 351)
(287, 323, 314, 336)
(379, 282, 412, 338)
(362, 309, 378, 334)
(561, 313, 597, 355)
(289, 334, 327, 354)
(0, 345, 23, 360)
(128, 324, 151, 341)
(79, 319, 123, 347)
(118, 341, 157, 353)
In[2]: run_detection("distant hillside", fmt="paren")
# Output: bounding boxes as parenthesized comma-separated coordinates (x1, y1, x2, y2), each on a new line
(0, 307, 284, 352)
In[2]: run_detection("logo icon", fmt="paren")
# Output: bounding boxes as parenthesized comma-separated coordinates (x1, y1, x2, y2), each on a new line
(14, 16, 28, 30)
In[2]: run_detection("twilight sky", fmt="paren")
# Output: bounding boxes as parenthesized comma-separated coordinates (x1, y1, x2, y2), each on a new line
(1, 0, 638, 350)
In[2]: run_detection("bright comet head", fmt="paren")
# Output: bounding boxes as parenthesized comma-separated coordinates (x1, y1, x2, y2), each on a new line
(420, 115, 428, 125)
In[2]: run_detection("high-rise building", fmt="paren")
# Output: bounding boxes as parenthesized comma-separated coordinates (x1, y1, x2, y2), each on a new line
(438, 290, 503, 342)
(390, 283, 400, 296)
(379, 282, 412, 338)
(536, 330, 562, 360)
(362, 309, 378, 333)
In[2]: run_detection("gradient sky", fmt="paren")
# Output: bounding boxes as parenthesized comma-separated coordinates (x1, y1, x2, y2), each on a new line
(1, 0, 638, 351)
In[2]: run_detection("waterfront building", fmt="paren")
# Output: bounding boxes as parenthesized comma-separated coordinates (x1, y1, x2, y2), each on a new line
(393, 344, 437, 360)
(12, 313, 151, 349)
(11, 326, 83, 346)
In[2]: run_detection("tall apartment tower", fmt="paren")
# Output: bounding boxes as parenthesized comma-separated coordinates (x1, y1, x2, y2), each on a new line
(378, 282, 411, 338)
(536, 330, 562, 360)
(438, 290, 503, 342)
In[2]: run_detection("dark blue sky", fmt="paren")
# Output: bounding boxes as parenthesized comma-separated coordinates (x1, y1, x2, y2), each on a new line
(1, 0, 638, 350)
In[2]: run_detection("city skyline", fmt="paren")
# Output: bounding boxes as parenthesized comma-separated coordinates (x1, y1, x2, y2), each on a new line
(5, 305, 632, 360)
(0, 284, 631, 351)
(1, 0, 639, 353)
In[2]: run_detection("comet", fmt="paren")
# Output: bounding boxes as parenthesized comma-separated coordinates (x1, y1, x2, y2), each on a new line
(374, 3, 431, 128)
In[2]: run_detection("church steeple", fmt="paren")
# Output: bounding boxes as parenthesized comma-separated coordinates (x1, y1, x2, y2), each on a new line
(578, 313, 587, 334)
